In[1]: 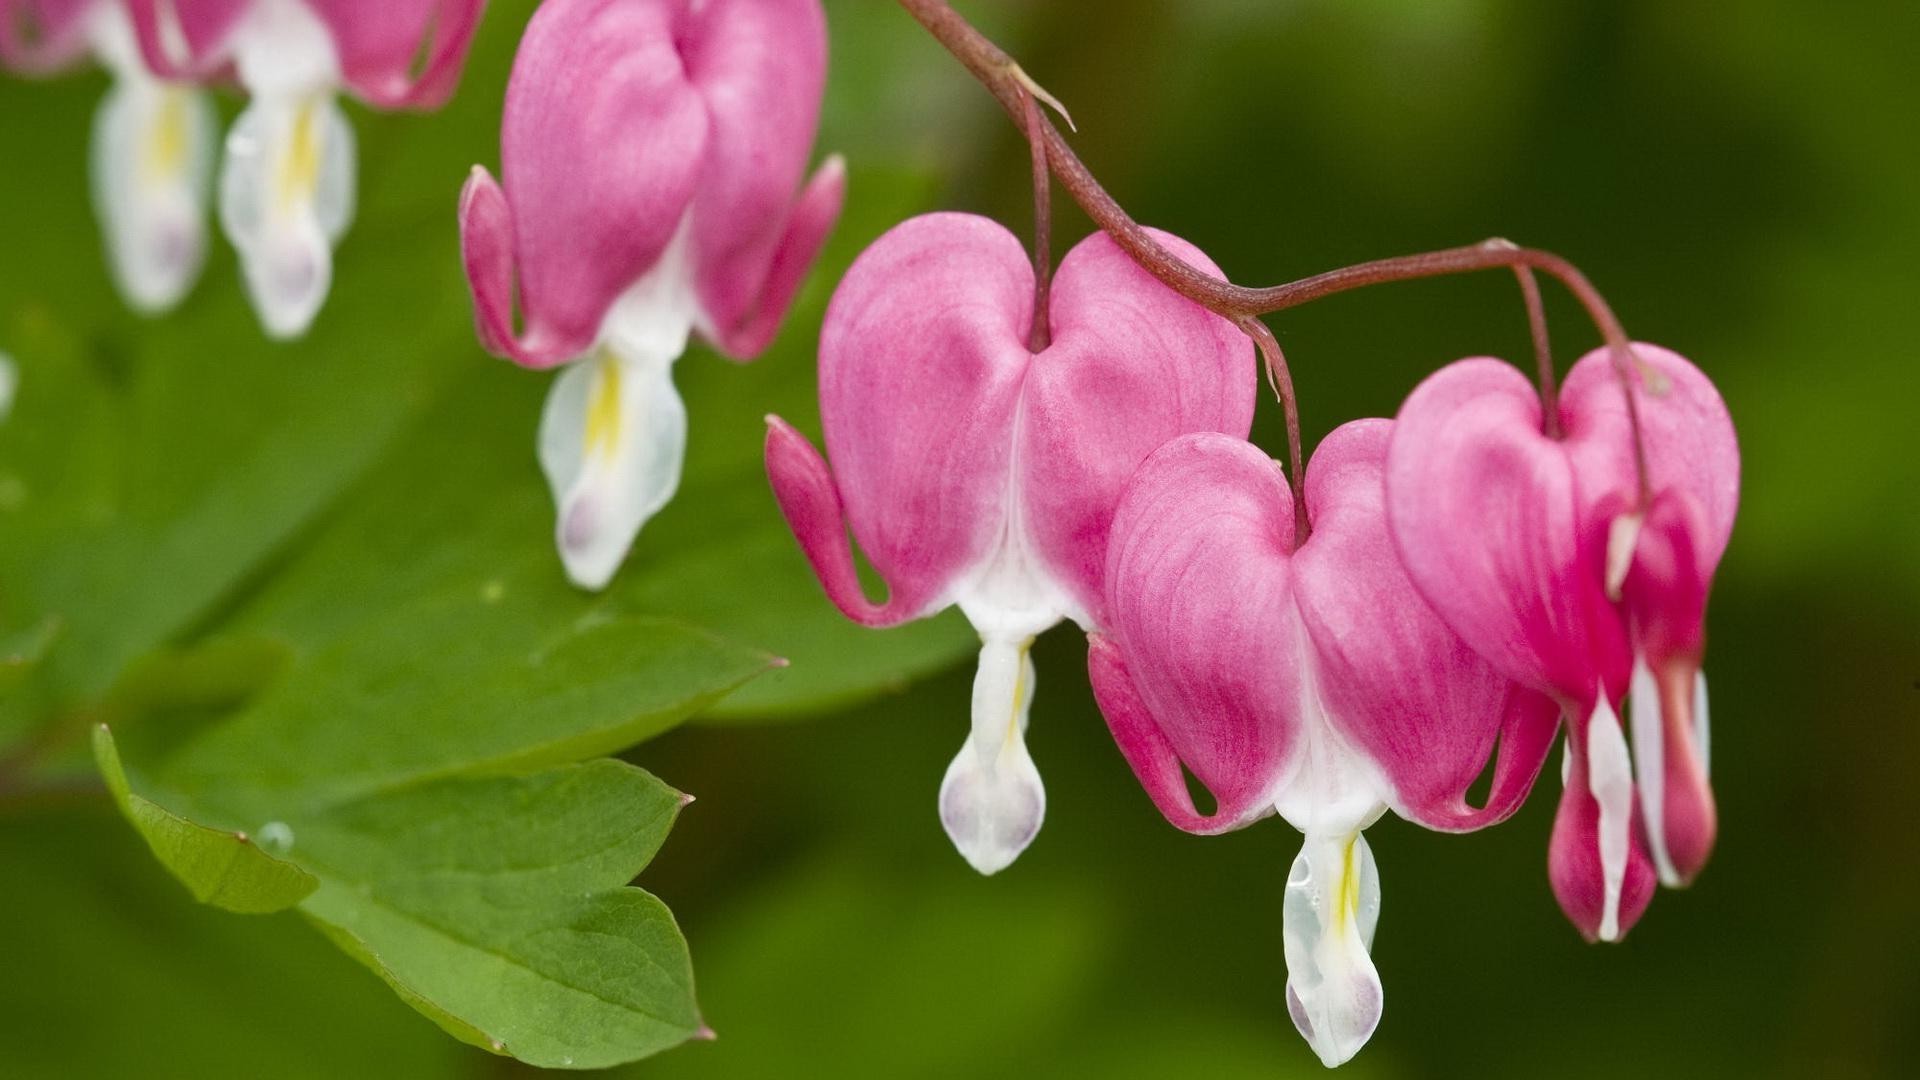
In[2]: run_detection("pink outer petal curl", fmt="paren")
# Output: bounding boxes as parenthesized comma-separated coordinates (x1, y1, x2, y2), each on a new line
(1020, 228, 1254, 623)
(1622, 490, 1717, 883)
(766, 213, 1034, 626)
(1550, 730, 1657, 943)
(459, 0, 710, 369)
(1386, 357, 1629, 706)
(126, 0, 250, 80)
(1089, 433, 1303, 834)
(0, 0, 95, 74)
(460, 0, 839, 369)
(1387, 344, 1739, 708)
(680, 0, 838, 359)
(765, 214, 1253, 633)
(1092, 425, 1558, 837)
(1292, 420, 1562, 832)
(307, 0, 485, 110)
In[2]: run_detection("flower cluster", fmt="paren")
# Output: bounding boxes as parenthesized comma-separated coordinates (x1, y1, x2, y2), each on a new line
(1, 0, 485, 335)
(772, 215, 1740, 1059)
(7, 0, 1745, 1066)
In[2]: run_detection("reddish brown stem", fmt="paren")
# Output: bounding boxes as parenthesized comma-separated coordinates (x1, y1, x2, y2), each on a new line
(1020, 88, 1053, 352)
(1238, 317, 1310, 546)
(1491, 239, 1560, 438)
(895, 0, 1652, 503)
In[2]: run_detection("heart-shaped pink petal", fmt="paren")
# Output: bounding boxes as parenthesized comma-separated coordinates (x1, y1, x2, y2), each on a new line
(1294, 420, 1561, 832)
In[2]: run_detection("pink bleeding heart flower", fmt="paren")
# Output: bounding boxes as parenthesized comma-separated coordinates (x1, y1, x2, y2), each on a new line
(1088, 422, 1559, 1067)
(3, 0, 217, 312)
(461, 0, 843, 590)
(1386, 344, 1738, 942)
(766, 212, 1254, 875)
(122, 0, 486, 337)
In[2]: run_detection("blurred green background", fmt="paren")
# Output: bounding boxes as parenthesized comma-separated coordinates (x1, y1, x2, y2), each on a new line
(3, 0, 1916, 1076)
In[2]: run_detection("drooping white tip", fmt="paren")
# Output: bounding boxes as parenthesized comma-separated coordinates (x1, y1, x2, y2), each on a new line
(1586, 696, 1636, 941)
(540, 346, 688, 591)
(219, 91, 356, 339)
(90, 77, 214, 314)
(1604, 510, 1645, 601)
(938, 728, 1045, 875)
(1281, 831, 1384, 1068)
(1628, 655, 1682, 887)
(938, 637, 1045, 875)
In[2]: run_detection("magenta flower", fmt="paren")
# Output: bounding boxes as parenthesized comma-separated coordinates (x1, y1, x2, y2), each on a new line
(1088, 422, 1558, 1066)
(124, 0, 484, 336)
(766, 212, 1254, 874)
(2, 0, 217, 312)
(1386, 345, 1739, 942)
(460, 0, 843, 590)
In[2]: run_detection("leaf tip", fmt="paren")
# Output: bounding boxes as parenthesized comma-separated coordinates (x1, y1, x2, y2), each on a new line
(693, 1024, 717, 1042)
(677, 791, 696, 809)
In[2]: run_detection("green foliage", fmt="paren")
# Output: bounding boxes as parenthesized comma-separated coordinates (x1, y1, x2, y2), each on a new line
(94, 724, 317, 913)
(0, 0, 973, 1066)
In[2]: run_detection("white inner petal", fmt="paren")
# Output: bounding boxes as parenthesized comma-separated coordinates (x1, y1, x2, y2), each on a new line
(1282, 830, 1384, 1068)
(1587, 696, 1636, 942)
(1272, 609, 1390, 839)
(91, 77, 214, 313)
(539, 228, 699, 591)
(219, 91, 356, 338)
(87, 3, 213, 314)
(540, 349, 687, 591)
(1628, 654, 1680, 887)
(228, 0, 340, 98)
(938, 636, 1045, 875)
(1604, 509, 1645, 601)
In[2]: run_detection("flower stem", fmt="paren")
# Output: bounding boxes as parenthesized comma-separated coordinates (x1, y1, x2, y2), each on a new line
(895, 0, 1652, 502)
(1019, 88, 1053, 352)
(1236, 317, 1310, 546)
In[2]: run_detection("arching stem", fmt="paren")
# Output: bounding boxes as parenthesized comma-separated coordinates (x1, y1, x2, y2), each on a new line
(1489, 239, 1560, 438)
(895, 0, 1651, 504)
(1238, 316, 1310, 547)
(1020, 88, 1053, 352)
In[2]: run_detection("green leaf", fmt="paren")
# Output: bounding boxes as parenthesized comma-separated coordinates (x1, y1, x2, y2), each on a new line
(0, 1, 977, 1066)
(93, 724, 317, 914)
(292, 761, 702, 1068)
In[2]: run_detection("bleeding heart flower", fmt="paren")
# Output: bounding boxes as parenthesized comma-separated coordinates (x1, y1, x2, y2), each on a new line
(1386, 344, 1739, 942)
(124, 0, 484, 337)
(2, 0, 216, 312)
(461, 0, 843, 590)
(767, 212, 1254, 874)
(1088, 422, 1559, 1066)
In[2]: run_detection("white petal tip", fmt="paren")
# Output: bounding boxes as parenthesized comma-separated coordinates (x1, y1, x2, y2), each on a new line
(938, 740, 1045, 876)
(1282, 834, 1384, 1068)
(1604, 511, 1645, 600)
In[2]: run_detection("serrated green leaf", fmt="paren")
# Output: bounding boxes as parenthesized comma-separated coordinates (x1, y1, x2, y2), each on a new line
(93, 724, 317, 914)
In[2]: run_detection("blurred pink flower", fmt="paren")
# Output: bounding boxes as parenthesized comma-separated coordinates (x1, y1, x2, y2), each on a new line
(1387, 344, 1739, 941)
(123, 0, 486, 336)
(461, 0, 842, 589)
(2, 0, 217, 311)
